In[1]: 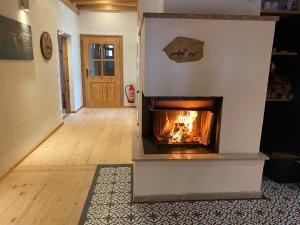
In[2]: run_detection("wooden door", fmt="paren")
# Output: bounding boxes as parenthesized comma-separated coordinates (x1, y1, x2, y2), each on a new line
(61, 36, 71, 113)
(58, 34, 71, 113)
(81, 35, 123, 108)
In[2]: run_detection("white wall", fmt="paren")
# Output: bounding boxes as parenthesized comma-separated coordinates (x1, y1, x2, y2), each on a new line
(141, 17, 275, 154)
(0, 0, 62, 176)
(138, 0, 164, 23)
(57, 1, 82, 111)
(164, 0, 262, 15)
(78, 12, 138, 106)
(138, 0, 262, 22)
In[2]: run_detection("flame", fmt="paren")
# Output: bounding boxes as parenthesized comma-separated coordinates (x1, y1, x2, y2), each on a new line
(162, 111, 198, 144)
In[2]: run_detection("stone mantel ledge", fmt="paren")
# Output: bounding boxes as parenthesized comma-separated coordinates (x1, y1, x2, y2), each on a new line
(132, 133, 269, 161)
(143, 12, 279, 21)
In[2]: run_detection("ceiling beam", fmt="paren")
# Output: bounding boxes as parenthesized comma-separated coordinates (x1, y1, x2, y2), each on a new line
(71, 0, 136, 3)
(78, 4, 137, 12)
(60, 0, 80, 15)
(68, 0, 138, 12)
(74, 1, 137, 7)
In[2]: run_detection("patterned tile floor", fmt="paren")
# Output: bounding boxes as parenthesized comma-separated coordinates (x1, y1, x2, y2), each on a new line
(79, 165, 300, 225)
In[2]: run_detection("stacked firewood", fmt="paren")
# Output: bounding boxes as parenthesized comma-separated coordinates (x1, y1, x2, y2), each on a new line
(266, 62, 294, 100)
(267, 79, 293, 100)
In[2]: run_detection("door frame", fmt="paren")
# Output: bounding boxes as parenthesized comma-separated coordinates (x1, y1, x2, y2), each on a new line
(80, 34, 124, 107)
(58, 32, 71, 113)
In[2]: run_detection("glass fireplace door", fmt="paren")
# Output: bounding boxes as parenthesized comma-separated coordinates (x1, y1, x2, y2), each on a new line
(142, 95, 222, 153)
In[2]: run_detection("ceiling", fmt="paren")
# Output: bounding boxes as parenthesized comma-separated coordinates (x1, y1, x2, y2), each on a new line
(69, 0, 138, 12)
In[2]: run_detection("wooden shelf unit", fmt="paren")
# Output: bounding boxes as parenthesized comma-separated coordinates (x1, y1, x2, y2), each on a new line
(272, 51, 298, 56)
(266, 99, 294, 102)
(261, 10, 300, 16)
(260, 10, 300, 182)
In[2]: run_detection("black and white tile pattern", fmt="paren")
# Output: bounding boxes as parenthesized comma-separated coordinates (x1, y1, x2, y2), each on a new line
(79, 165, 300, 225)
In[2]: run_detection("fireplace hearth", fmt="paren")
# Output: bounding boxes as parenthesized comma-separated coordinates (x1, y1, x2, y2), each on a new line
(142, 94, 222, 154)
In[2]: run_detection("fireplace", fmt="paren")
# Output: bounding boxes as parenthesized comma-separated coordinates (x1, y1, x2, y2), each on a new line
(133, 13, 276, 202)
(142, 94, 223, 154)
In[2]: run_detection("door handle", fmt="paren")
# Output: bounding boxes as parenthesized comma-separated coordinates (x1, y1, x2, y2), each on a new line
(86, 68, 89, 79)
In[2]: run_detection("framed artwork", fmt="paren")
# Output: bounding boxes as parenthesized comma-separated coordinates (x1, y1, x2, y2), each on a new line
(0, 15, 33, 60)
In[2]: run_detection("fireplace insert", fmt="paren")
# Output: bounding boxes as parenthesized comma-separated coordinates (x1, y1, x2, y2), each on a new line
(142, 94, 223, 154)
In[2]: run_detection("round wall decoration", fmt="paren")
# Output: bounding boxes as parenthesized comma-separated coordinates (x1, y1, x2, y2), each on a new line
(40, 32, 53, 60)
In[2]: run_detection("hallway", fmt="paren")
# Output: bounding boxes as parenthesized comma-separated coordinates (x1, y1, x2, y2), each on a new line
(0, 108, 135, 225)
(21, 108, 135, 166)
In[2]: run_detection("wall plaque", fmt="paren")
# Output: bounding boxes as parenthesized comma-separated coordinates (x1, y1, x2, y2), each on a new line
(163, 37, 204, 63)
(0, 15, 33, 60)
(40, 32, 53, 60)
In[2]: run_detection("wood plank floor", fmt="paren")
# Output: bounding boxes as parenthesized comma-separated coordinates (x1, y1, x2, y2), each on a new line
(0, 108, 136, 225)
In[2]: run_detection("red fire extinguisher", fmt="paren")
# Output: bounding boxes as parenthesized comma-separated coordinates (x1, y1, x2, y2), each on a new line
(125, 84, 135, 103)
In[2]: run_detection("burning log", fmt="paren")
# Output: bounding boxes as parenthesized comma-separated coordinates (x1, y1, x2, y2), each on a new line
(155, 110, 214, 146)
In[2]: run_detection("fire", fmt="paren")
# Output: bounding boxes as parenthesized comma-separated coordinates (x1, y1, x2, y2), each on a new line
(161, 111, 199, 144)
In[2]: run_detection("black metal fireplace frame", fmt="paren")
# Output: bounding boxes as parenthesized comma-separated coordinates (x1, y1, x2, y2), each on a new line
(142, 93, 223, 154)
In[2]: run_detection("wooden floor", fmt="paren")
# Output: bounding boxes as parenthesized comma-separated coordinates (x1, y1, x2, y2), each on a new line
(0, 108, 136, 225)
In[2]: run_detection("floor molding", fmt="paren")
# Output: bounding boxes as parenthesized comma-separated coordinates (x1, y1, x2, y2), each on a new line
(0, 122, 64, 180)
(71, 105, 84, 113)
(63, 113, 70, 119)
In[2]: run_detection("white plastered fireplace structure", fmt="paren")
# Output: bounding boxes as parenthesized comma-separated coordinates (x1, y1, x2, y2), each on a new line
(132, 13, 278, 202)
